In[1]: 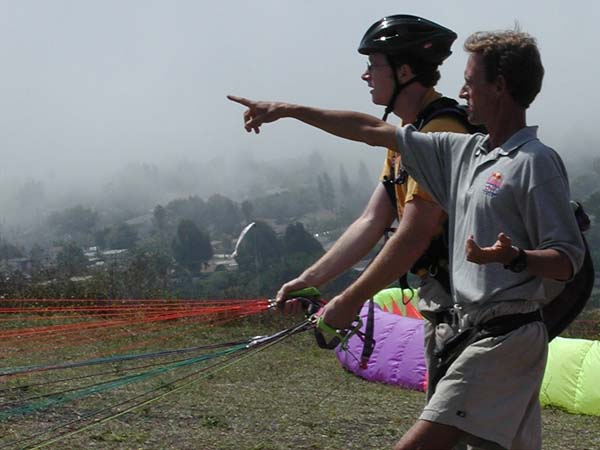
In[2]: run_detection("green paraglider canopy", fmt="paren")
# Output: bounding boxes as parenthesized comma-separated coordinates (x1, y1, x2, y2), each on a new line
(540, 337, 600, 416)
(372, 287, 422, 319)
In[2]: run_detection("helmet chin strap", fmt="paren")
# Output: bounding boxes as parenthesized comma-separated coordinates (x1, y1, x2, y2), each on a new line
(381, 56, 418, 122)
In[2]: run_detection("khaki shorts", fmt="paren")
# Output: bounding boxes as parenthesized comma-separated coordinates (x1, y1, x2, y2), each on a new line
(420, 320, 548, 450)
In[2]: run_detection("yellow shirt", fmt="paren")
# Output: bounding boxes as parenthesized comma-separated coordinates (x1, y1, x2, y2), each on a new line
(380, 89, 469, 224)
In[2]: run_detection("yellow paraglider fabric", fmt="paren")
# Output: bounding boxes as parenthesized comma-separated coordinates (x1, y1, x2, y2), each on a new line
(540, 337, 600, 416)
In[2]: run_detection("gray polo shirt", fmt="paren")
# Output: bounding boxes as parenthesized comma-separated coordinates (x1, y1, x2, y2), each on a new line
(395, 125, 585, 307)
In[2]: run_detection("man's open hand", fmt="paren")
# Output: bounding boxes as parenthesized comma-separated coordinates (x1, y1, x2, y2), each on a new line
(465, 232, 518, 265)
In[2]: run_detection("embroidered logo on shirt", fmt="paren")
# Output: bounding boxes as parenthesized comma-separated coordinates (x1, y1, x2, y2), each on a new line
(482, 172, 503, 197)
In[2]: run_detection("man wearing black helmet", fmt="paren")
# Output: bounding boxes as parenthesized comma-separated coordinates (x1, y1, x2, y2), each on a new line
(229, 29, 586, 450)
(273, 15, 470, 400)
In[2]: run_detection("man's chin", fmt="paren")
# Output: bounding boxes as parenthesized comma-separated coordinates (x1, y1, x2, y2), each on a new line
(467, 112, 483, 126)
(371, 96, 387, 107)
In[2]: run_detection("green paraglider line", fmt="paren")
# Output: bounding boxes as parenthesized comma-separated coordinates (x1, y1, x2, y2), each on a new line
(0, 339, 248, 377)
(0, 344, 246, 422)
(1, 318, 315, 450)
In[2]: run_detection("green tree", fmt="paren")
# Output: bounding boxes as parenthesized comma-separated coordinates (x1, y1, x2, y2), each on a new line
(317, 173, 336, 211)
(241, 200, 255, 223)
(123, 248, 173, 297)
(283, 222, 324, 257)
(29, 243, 45, 260)
(172, 219, 213, 273)
(235, 221, 282, 271)
(56, 241, 88, 277)
(94, 227, 110, 249)
(107, 223, 139, 249)
(48, 205, 98, 240)
(29, 244, 46, 272)
(251, 188, 320, 222)
(165, 196, 208, 230)
(206, 194, 242, 236)
(153, 204, 168, 233)
(339, 164, 351, 195)
(357, 160, 373, 187)
(0, 236, 23, 259)
(585, 191, 600, 219)
(338, 163, 359, 216)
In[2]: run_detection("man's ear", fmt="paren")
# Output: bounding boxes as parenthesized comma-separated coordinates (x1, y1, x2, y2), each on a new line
(495, 74, 507, 94)
(398, 63, 415, 83)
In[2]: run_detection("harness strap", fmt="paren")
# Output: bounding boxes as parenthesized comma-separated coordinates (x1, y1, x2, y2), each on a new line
(431, 310, 542, 388)
(359, 299, 376, 368)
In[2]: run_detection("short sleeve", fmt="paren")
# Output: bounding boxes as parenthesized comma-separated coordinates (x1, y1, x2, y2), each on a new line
(404, 115, 469, 206)
(395, 125, 454, 210)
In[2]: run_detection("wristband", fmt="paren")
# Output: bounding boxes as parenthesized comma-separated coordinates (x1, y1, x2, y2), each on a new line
(504, 247, 527, 273)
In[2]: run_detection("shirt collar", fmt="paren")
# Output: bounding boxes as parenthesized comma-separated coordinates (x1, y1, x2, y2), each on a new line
(476, 126, 539, 157)
(497, 126, 539, 155)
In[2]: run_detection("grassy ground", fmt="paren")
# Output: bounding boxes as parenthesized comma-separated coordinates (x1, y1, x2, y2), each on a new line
(1, 316, 599, 450)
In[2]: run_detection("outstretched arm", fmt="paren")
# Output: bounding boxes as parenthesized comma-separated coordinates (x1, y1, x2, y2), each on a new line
(227, 95, 398, 149)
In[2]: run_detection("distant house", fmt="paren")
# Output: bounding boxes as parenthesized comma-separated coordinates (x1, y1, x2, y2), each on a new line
(84, 246, 103, 269)
(100, 249, 130, 267)
(1, 257, 33, 275)
(207, 253, 238, 272)
(210, 240, 226, 255)
(70, 275, 94, 282)
(84, 246, 130, 269)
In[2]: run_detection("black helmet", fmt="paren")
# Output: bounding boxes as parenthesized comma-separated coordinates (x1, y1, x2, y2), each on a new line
(358, 15, 457, 65)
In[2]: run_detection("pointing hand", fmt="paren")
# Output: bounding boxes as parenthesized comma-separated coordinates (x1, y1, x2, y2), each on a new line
(227, 95, 288, 134)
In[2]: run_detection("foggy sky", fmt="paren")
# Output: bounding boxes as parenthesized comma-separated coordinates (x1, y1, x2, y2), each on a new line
(0, 0, 598, 205)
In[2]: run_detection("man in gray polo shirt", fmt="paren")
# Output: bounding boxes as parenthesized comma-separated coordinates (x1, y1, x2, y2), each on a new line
(229, 30, 585, 450)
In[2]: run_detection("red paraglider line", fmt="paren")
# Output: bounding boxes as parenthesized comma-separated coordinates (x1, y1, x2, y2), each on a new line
(0, 299, 269, 362)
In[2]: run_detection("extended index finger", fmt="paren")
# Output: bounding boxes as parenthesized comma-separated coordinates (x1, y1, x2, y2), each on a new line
(227, 95, 254, 107)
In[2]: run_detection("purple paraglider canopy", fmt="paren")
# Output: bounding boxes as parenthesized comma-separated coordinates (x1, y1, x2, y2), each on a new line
(335, 301, 427, 392)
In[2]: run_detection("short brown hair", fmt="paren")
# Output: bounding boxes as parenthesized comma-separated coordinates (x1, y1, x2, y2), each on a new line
(389, 55, 441, 88)
(464, 30, 544, 108)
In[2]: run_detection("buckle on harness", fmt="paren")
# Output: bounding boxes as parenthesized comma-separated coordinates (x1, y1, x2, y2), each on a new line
(314, 299, 377, 369)
(313, 315, 363, 352)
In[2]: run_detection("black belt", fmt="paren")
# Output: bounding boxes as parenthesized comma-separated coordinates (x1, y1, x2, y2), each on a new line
(431, 310, 543, 388)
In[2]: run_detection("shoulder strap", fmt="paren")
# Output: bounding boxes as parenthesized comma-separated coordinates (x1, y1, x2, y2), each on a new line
(381, 98, 459, 211)
(415, 97, 460, 130)
(415, 96, 486, 134)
